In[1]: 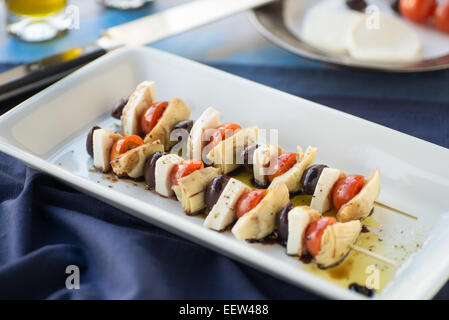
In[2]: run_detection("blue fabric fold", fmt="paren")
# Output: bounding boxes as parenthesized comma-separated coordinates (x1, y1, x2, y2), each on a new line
(0, 63, 448, 299)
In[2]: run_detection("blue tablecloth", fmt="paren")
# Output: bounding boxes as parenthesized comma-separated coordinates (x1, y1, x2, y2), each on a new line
(1, 0, 449, 300)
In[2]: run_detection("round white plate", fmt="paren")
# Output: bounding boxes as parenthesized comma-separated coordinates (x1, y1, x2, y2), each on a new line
(250, 0, 449, 72)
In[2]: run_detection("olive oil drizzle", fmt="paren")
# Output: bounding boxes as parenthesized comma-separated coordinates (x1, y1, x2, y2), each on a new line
(228, 169, 399, 293)
(101, 167, 412, 294)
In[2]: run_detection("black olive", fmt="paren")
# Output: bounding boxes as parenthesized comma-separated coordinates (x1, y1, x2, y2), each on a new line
(300, 164, 329, 195)
(241, 144, 259, 171)
(171, 120, 194, 142)
(345, 0, 367, 12)
(173, 120, 193, 133)
(348, 283, 375, 297)
(111, 97, 129, 119)
(391, 0, 400, 13)
(275, 202, 294, 244)
(144, 151, 167, 189)
(86, 126, 101, 157)
(205, 175, 231, 210)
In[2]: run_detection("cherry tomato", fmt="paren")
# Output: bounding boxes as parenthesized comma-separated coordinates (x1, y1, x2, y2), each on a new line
(399, 0, 436, 23)
(305, 217, 336, 256)
(235, 189, 267, 219)
(140, 101, 168, 135)
(332, 175, 366, 211)
(110, 135, 144, 161)
(435, 1, 449, 34)
(268, 153, 299, 182)
(209, 123, 242, 148)
(170, 160, 204, 186)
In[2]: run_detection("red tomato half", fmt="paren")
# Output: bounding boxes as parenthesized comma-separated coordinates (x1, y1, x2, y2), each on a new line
(170, 160, 204, 186)
(268, 153, 299, 182)
(235, 189, 267, 219)
(110, 135, 144, 161)
(140, 101, 168, 135)
(435, 1, 449, 34)
(399, 0, 436, 23)
(208, 123, 242, 148)
(305, 217, 336, 256)
(331, 175, 366, 211)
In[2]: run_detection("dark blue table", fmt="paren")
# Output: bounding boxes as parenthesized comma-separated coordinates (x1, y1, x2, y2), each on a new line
(0, 0, 448, 299)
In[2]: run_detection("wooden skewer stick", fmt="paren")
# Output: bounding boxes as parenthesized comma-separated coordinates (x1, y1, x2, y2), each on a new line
(374, 201, 418, 221)
(350, 244, 398, 267)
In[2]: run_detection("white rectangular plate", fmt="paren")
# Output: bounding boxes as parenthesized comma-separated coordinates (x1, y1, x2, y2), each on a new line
(1, 47, 449, 300)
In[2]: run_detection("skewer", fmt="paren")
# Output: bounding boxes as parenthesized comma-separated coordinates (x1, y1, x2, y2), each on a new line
(350, 244, 397, 267)
(374, 201, 418, 221)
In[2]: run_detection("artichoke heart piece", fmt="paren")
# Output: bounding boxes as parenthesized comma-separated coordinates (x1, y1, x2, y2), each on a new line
(144, 97, 191, 150)
(271, 146, 317, 193)
(315, 220, 362, 268)
(173, 167, 221, 214)
(110, 141, 164, 178)
(337, 169, 380, 222)
(121, 81, 156, 136)
(232, 182, 290, 240)
(206, 126, 259, 174)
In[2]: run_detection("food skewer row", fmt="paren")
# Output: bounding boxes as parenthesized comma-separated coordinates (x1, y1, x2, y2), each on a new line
(183, 106, 416, 222)
(177, 105, 388, 223)
(87, 80, 414, 223)
(138, 110, 396, 269)
(240, 143, 416, 220)
(87, 79, 413, 226)
(143, 149, 396, 269)
(85, 81, 407, 270)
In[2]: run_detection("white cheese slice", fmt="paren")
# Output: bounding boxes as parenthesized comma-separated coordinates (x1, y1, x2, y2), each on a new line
(121, 81, 156, 136)
(300, 0, 363, 54)
(310, 168, 345, 214)
(348, 12, 422, 63)
(93, 129, 122, 172)
(203, 178, 252, 231)
(187, 107, 220, 161)
(155, 154, 183, 197)
(287, 206, 320, 256)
